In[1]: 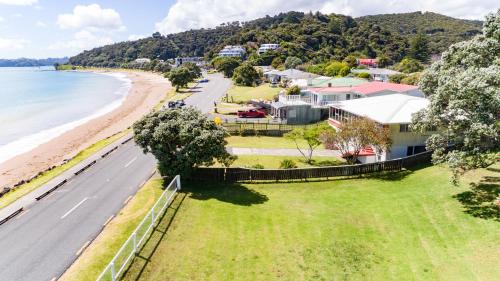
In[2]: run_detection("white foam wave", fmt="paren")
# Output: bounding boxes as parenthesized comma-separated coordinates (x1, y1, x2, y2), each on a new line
(0, 72, 132, 165)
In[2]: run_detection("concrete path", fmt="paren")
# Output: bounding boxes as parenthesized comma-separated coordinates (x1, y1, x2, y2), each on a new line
(0, 73, 232, 281)
(227, 147, 341, 157)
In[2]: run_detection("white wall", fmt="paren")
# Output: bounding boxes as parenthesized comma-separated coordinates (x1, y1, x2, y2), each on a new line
(385, 124, 430, 159)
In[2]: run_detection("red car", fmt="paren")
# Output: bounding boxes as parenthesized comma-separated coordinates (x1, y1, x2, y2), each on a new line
(237, 109, 266, 118)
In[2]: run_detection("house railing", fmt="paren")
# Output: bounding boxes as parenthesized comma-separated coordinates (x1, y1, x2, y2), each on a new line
(95, 176, 181, 281)
(193, 151, 433, 182)
(278, 94, 311, 104)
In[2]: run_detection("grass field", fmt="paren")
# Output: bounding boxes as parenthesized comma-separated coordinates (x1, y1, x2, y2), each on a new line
(60, 177, 165, 281)
(225, 84, 281, 103)
(227, 136, 313, 149)
(0, 130, 130, 210)
(226, 155, 344, 168)
(119, 163, 499, 281)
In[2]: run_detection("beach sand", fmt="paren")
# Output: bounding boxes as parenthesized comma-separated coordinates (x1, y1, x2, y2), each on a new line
(0, 70, 171, 187)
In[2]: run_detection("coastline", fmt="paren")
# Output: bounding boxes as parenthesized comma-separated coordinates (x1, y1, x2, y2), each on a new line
(0, 70, 171, 187)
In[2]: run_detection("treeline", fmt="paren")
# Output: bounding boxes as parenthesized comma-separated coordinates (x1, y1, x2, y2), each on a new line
(68, 11, 482, 68)
(0, 57, 68, 67)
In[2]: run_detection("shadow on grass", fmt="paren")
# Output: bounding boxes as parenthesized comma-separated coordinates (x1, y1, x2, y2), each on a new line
(454, 174, 499, 221)
(184, 181, 268, 206)
(121, 192, 188, 281)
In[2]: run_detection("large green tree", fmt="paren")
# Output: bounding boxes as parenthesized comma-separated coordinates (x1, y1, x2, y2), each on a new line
(133, 107, 234, 178)
(167, 67, 193, 91)
(284, 56, 303, 69)
(393, 58, 424, 73)
(182, 62, 202, 79)
(412, 9, 500, 182)
(409, 33, 430, 63)
(213, 57, 241, 77)
(232, 63, 260, 86)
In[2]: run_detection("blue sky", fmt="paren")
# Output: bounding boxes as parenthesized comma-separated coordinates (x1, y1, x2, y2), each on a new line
(0, 0, 497, 59)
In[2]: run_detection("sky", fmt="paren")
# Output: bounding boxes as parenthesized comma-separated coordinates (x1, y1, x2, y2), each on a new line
(0, 0, 497, 59)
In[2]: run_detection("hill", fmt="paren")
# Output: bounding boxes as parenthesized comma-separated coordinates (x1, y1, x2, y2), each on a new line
(357, 11, 483, 53)
(0, 57, 69, 67)
(69, 11, 482, 67)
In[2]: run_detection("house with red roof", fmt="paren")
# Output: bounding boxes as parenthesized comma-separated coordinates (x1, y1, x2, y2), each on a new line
(357, 58, 378, 67)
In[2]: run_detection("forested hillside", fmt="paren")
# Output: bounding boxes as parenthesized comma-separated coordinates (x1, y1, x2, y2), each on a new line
(0, 57, 68, 67)
(69, 11, 482, 67)
(357, 11, 482, 53)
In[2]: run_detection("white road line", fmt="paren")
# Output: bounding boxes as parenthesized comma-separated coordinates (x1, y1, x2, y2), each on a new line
(124, 156, 137, 168)
(61, 197, 88, 219)
(103, 215, 115, 227)
(123, 195, 132, 205)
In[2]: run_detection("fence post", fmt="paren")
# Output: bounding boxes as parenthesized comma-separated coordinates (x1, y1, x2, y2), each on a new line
(110, 261, 116, 281)
(176, 175, 181, 191)
(133, 232, 138, 254)
(151, 210, 155, 224)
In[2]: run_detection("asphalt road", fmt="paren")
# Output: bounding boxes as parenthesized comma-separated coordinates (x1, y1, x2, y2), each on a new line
(0, 73, 231, 281)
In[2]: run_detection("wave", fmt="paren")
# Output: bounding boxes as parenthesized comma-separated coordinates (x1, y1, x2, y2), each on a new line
(0, 72, 132, 165)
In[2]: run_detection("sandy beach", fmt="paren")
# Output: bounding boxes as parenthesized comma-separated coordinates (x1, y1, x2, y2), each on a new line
(0, 70, 171, 187)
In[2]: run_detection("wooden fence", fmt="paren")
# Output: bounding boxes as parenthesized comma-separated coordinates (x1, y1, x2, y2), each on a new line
(222, 122, 321, 136)
(193, 150, 433, 182)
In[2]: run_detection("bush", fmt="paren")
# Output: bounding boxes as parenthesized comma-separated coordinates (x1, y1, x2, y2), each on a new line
(232, 63, 260, 86)
(250, 164, 265, 169)
(356, 72, 370, 79)
(389, 73, 407, 83)
(324, 61, 348, 77)
(279, 159, 298, 169)
(400, 72, 421, 85)
(286, 85, 301, 95)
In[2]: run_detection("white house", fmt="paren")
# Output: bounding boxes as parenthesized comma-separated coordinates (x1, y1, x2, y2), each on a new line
(328, 94, 433, 163)
(351, 68, 401, 82)
(258, 43, 280, 54)
(174, 57, 205, 67)
(134, 58, 151, 64)
(218, 45, 246, 57)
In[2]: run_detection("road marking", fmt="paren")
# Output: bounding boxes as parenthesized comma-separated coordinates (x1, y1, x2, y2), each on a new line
(50, 277, 57, 281)
(123, 195, 132, 205)
(16, 209, 30, 220)
(103, 215, 114, 227)
(124, 156, 137, 168)
(61, 197, 88, 219)
(76, 240, 90, 256)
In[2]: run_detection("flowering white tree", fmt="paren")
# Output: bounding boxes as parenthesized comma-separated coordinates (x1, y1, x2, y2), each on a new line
(412, 9, 500, 183)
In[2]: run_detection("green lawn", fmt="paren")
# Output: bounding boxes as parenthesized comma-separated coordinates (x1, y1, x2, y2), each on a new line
(120, 164, 500, 281)
(225, 84, 282, 103)
(226, 136, 311, 149)
(226, 155, 344, 168)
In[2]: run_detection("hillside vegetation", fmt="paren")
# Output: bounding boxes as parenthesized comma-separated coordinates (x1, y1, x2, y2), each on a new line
(357, 11, 482, 53)
(69, 11, 482, 68)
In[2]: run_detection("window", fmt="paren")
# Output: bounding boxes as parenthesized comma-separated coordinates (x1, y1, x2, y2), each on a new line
(407, 146, 427, 156)
(399, 124, 411, 132)
(346, 94, 351, 100)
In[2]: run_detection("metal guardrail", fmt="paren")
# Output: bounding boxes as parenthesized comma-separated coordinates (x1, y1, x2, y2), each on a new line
(96, 175, 181, 281)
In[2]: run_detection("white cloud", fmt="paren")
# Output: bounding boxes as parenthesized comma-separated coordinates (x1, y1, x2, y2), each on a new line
(48, 30, 113, 51)
(57, 4, 125, 31)
(0, 0, 37, 5)
(0, 37, 29, 49)
(35, 21, 46, 28)
(156, 0, 498, 34)
(128, 34, 147, 41)
(0, 17, 4, 23)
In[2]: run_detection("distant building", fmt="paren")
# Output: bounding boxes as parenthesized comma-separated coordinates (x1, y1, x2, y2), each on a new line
(328, 94, 433, 162)
(258, 43, 280, 55)
(134, 58, 151, 64)
(351, 68, 401, 82)
(218, 45, 246, 58)
(174, 57, 205, 67)
(357, 58, 378, 68)
(263, 69, 318, 83)
(152, 32, 162, 39)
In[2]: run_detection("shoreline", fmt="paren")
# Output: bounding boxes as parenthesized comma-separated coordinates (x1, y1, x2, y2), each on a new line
(0, 70, 171, 187)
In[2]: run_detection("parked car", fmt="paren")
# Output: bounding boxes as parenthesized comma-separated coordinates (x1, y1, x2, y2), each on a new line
(199, 78, 209, 83)
(166, 99, 186, 109)
(237, 108, 266, 118)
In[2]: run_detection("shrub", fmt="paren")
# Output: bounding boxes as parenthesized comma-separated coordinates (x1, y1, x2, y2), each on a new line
(250, 164, 265, 169)
(356, 72, 370, 79)
(286, 85, 301, 95)
(279, 159, 298, 169)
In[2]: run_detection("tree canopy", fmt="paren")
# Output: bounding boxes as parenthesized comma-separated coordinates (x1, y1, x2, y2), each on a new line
(212, 57, 241, 77)
(232, 63, 260, 86)
(133, 107, 234, 178)
(409, 33, 430, 63)
(168, 67, 194, 91)
(412, 9, 500, 182)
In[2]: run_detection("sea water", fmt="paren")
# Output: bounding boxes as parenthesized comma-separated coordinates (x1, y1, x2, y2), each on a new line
(0, 67, 131, 164)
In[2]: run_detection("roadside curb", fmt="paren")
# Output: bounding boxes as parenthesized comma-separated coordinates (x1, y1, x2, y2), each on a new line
(0, 135, 134, 227)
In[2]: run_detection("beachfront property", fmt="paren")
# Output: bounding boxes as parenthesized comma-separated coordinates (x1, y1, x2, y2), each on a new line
(271, 80, 424, 124)
(258, 43, 280, 54)
(290, 76, 367, 88)
(357, 58, 378, 67)
(263, 69, 318, 84)
(328, 94, 432, 163)
(174, 57, 205, 67)
(218, 45, 246, 58)
(351, 68, 401, 82)
(134, 58, 151, 64)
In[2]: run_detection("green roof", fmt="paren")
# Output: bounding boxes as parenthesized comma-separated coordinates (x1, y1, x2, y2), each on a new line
(309, 77, 368, 87)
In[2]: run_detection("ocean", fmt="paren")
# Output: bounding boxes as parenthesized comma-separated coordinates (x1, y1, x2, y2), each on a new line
(0, 67, 131, 164)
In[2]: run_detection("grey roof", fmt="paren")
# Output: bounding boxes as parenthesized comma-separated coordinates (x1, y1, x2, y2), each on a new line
(351, 68, 401, 75)
(277, 69, 319, 79)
